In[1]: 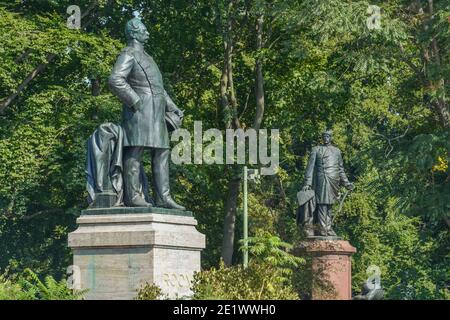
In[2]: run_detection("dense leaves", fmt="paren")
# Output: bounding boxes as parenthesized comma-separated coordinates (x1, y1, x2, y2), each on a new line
(0, 268, 86, 300)
(0, 0, 448, 299)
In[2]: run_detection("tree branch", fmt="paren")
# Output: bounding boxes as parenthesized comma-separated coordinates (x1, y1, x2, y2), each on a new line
(0, 1, 99, 114)
(443, 215, 450, 230)
(22, 209, 65, 221)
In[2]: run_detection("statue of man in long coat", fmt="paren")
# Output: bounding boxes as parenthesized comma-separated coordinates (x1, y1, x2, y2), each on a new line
(108, 15, 185, 210)
(300, 130, 353, 236)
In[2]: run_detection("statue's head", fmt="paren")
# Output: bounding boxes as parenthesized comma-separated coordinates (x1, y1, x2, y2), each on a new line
(125, 12, 149, 44)
(322, 129, 333, 145)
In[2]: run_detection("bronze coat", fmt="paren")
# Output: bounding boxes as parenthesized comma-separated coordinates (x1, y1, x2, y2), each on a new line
(108, 41, 180, 148)
(304, 145, 350, 205)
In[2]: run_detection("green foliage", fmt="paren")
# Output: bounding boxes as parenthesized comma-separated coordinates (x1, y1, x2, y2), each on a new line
(135, 282, 166, 300)
(20, 268, 86, 300)
(393, 132, 450, 222)
(0, 268, 86, 300)
(0, 0, 448, 300)
(192, 261, 299, 300)
(192, 231, 303, 300)
(0, 276, 36, 300)
(0, 5, 122, 277)
(242, 230, 304, 282)
(335, 172, 449, 300)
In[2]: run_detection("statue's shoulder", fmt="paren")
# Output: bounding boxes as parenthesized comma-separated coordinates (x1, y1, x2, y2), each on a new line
(311, 146, 320, 153)
(330, 145, 342, 154)
(117, 46, 137, 59)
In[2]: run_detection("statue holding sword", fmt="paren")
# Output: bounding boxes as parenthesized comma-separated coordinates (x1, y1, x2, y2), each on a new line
(297, 130, 354, 238)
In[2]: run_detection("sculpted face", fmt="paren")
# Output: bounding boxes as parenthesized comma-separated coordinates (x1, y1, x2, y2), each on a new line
(126, 18, 150, 44)
(322, 133, 332, 145)
(133, 23, 149, 44)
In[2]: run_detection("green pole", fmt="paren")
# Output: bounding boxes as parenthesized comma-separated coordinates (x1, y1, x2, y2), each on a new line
(243, 166, 248, 268)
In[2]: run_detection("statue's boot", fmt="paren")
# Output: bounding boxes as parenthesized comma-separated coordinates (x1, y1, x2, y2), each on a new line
(327, 228, 337, 237)
(158, 195, 186, 211)
(326, 206, 337, 236)
(316, 204, 329, 236)
(129, 195, 152, 207)
(124, 147, 151, 207)
(152, 148, 186, 211)
(316, 227, 328, 237)
(303, 225, 315, 238)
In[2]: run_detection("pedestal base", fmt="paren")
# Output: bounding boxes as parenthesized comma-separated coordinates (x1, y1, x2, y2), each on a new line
(68, 210, 205, 300)
(295, 240, 356, 300)
(89, 192, 118, 208)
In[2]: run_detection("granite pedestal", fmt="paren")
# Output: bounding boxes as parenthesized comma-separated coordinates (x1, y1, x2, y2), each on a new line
(68, 207, 206, 300)
(295, 239, 356, 300)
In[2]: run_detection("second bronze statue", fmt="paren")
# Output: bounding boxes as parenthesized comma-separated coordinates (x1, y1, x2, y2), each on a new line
(297, 130, 354, 237)
(108, 15, 185, 210)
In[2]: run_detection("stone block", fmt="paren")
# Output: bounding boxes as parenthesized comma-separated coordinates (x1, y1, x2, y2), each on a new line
(68, 210, 205, 300)
(295, 239, 356, 300)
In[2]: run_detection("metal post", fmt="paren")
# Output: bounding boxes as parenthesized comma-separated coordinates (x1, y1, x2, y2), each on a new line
(243, 166, 248, 268)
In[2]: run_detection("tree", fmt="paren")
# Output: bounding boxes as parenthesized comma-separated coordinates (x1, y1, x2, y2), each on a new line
(0, 0, 448, 299)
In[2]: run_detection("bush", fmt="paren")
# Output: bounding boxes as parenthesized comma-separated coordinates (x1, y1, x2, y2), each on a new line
(0, 276, 36, 300)
(192, 261, 299, 300)
(136, 282, 166, 300)
(0, 268, 86, 300)
(192, 231, 304, 300)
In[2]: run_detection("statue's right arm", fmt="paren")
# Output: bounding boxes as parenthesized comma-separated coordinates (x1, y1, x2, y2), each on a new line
(108, 52, 141, 110)
(304, 147, 317, 187)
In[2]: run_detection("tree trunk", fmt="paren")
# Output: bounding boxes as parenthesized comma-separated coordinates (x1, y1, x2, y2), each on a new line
(0, 53, 57, 114)
(220, 44, 230, 127)
(221, 176, 241, 265)
(425, 0, 450, 127)
(220, 2, 268, 266)
(14, 49, 32, 64)
(253, 13, 265, 130)
(220, 0, 243, 266)
(443, 215, 450, 230)
(91, 77, 101, 96)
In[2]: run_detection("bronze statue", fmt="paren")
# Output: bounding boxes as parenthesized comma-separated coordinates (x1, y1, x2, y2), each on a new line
(297, 130, 353, 237)
(108, 15, 185, 210)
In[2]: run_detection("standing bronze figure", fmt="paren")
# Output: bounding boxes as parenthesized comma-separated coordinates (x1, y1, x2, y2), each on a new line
(297, 130, 353, 237)
(108, 15, 185, 210)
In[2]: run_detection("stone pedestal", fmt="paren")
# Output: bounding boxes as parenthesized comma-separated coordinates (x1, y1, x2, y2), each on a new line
(68, 207, 206, 300)
(295, 239, 356, 300)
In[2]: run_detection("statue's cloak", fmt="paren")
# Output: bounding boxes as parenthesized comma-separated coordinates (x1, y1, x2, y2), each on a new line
(86, 123, 124, 206)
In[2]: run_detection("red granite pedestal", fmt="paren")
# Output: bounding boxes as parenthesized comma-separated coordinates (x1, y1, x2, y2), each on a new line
(296, 239, 357, 300)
